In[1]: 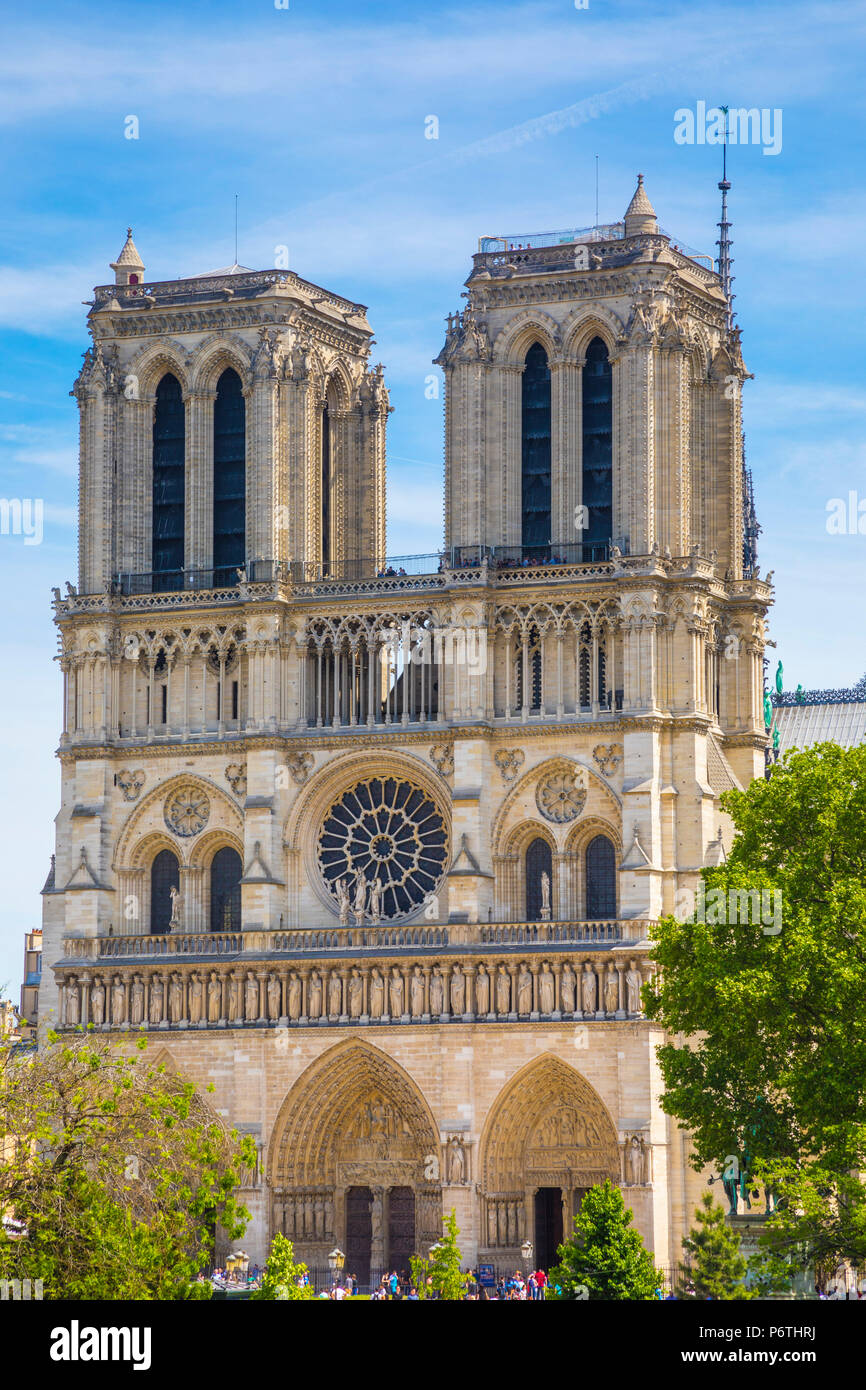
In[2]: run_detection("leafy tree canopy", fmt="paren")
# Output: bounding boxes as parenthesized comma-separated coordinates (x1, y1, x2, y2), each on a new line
(645, 743, 866, 1268)
(678, 1193, 755, 1299)
(0, 1032, 254, 1299)
(252, 1233, 315, 1300)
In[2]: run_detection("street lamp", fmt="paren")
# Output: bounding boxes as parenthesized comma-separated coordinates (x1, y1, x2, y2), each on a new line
(521, 1238, 533, 1292)
(328, 1247, 345, 1286)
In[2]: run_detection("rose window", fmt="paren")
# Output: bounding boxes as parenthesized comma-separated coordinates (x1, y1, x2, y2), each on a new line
(535, 769, 587, 824)
(317, 776, 449, 920)
(165, 785, 210, 837)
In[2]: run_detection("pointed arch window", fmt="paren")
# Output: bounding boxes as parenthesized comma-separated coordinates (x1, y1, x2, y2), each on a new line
(526, 836, 552, 920)
(152, 373, 185, 591)
(581, 338, 612, 552)
(521, 342, 551, 560)
(213, 368, 246, 586)
(585, 834, 616, 919)
(321, 402, 331, 576)
(150, 848, 179, 934)
(210, 846, 242, 932)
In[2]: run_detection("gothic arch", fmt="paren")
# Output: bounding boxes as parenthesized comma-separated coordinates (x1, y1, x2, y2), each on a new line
(322, 360, 354, 411)
(479, 1054, 620, 1194)
(125, 342, 190, 398)
(492, 310, 561, 365)
(189, 335, 253, 393)
(561, 307, 623, 360)
(268, 1038, 440, 1189)
(187, 826, 244, 868)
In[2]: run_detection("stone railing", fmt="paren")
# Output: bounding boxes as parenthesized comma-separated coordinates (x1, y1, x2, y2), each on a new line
(54, 938, 654, 1032)
(61, 919, 647, 963)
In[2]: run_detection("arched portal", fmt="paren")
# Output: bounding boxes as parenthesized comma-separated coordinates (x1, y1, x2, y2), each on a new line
(479, 1056, 620, 1271)
(150, 848, 179, 934)
(268, 1041, 441, 1286)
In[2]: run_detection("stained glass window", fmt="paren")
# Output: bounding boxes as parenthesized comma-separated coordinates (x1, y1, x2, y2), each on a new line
(585, 834, 616, 919)
(210, 846, 242, 932)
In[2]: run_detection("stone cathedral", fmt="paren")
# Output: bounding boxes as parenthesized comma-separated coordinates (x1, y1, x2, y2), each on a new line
(41, 175, 772, 1279)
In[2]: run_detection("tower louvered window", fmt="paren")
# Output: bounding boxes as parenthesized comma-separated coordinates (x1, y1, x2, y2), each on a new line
(582, 338, 612, 549)
(213, 368, 245, 586)
(152, 373, 185, 591)
(521, 343, 551, 559)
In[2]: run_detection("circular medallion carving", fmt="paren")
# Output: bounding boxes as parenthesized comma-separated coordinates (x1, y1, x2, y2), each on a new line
(535, 768, 587, 823)
(165, 785, 210, 837)
(317, 776, 448, 921)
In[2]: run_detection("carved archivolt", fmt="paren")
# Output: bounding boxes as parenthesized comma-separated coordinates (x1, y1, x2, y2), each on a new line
(480, 1055, 619, 1195)
(114, 773, 243, 870)
(268, 1039, 440, 1190)
(491, 756, 620, 858)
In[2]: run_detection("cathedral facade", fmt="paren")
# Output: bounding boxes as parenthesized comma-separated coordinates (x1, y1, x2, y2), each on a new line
(41, 177, 772, 1279)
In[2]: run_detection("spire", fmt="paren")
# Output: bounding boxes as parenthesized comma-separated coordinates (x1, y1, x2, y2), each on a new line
(623, 173, 658, 236)
(716, 111, 735, 330)
(110, 227, 145, 286)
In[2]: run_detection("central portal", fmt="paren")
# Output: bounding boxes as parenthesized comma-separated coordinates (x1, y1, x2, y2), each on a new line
(534, 1187, 563, 1272)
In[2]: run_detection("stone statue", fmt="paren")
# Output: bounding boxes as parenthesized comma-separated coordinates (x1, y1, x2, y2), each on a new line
(496, 966, 511, 1015)
(447, 1137, 465, 1184)
(90, 977, 105, 1026)
(348, 968, 363, 1018)
(244, 972, 259, 1021)
(227, 973, 241, 1023)
(335, 876, 351, 925)
(353, 870, 368, 925)
(207, 972, 221, 1022)
(560, 963, 576, 1014)
(65, 977, 80, 1026)
(189, 973, 203, 1023)
(368, 878, 383, 922)
(538, 961, 555, 1015)
(517, 964, 532, 1014)
(268, 975, 281, 1020)
(450, 965, 465, 1015)
(169, 972, 184, 1023)
(540, 869, 551, 919)
(429, 967, 444, 1016)
(581, 963, 597, 1014)
(389, 966, 404, 1018)
(369, 968, 384, 1018)
(111, 975, 125, 1024)
(308, 971, 322, 1019)
(604, 965, 619, 1014)
(149, 976, 164, 1025)
(314, 1197, 324, 1239)
(131, 975, 144, 1026)
(487, 1202, 498, 1246)
(628, 1135, 645, 1186)
(625, 960, 642, 1015)
(370, 1189, 384, 1242)
(168, 884, 183, 931)
(410, 965, 424, 1016)
(476, 964, 490, 1015)
(287, 972, 301, 1019)
(328, 971, 342, 1017)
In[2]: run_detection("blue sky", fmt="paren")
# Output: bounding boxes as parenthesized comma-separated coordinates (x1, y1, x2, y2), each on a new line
(1, 0, 864, 994)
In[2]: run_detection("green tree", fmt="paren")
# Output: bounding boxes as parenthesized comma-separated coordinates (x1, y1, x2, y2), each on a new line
(0, 1033, 254, 1299)
(252, 1233, 315, 1300)
(645, 742, 866, 1272)
(677, 1193, 755, 1299)
(547, 1180, 662, 1300)
(413, 1209, 469, 1300)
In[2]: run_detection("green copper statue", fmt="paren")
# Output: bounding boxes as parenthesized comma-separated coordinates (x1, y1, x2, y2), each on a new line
(775, 660, 783, 695)
(763, 691, 772, 728)
(772, 726, 780, 752)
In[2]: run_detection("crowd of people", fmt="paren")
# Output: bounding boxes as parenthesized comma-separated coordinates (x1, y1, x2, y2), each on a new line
(319, 1267, 551, 1300)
